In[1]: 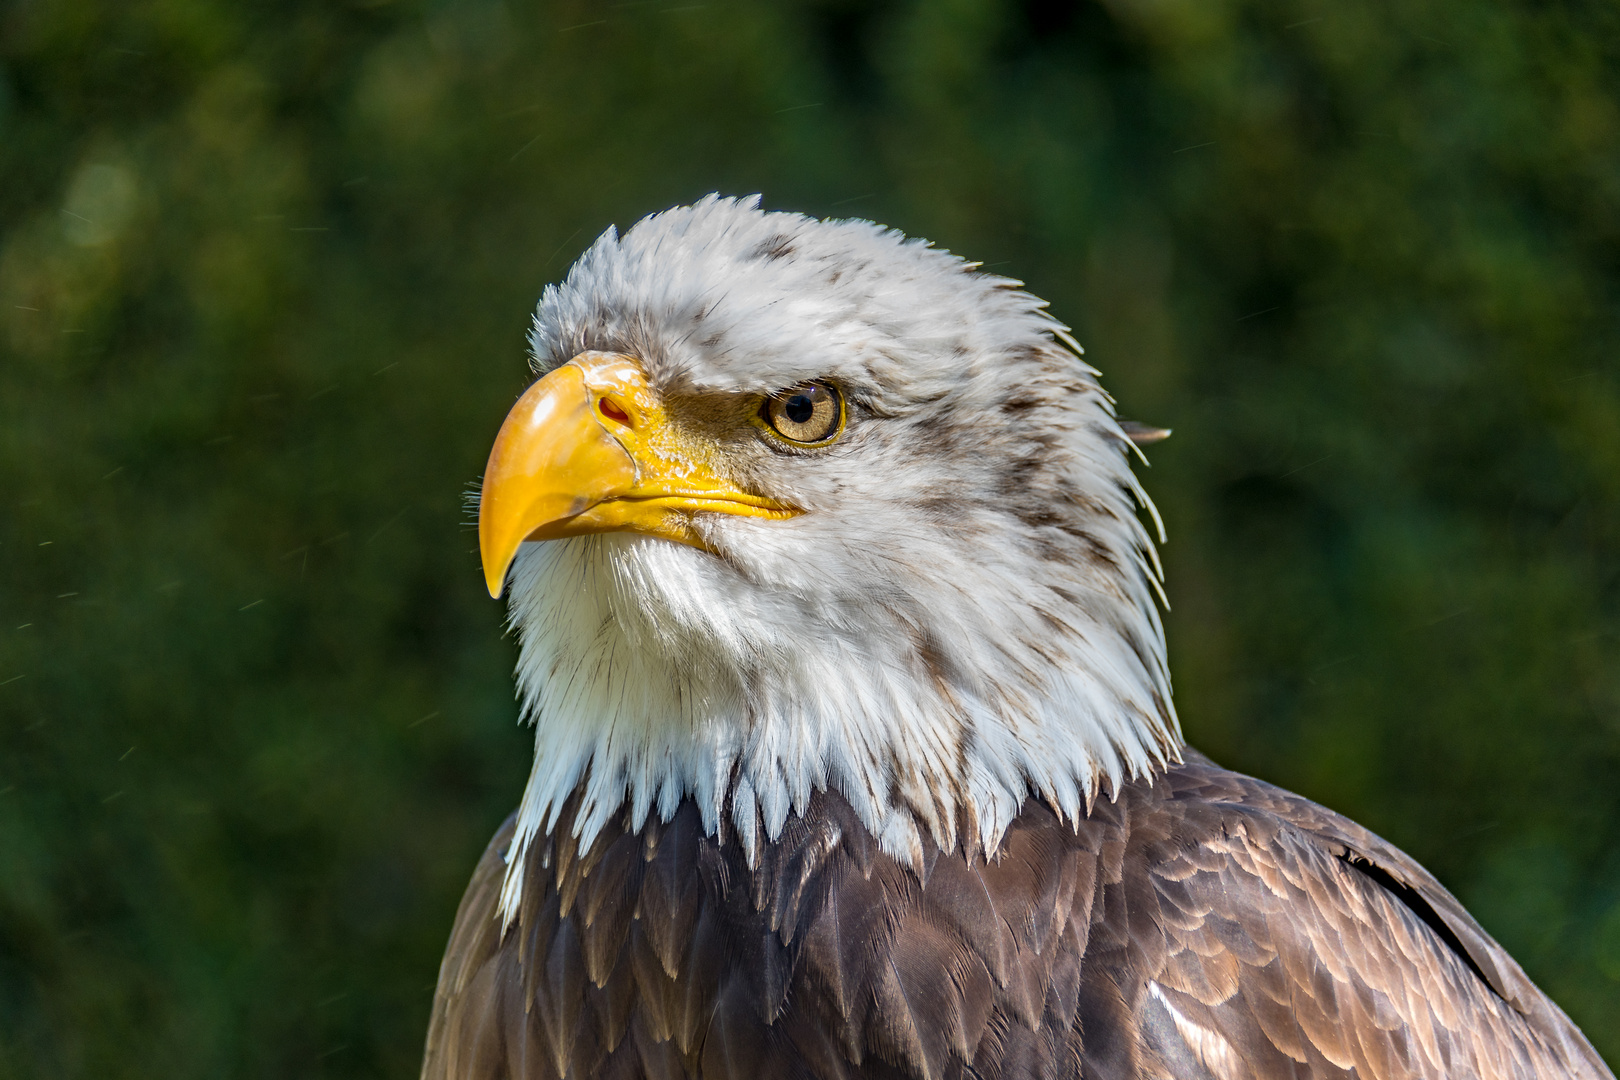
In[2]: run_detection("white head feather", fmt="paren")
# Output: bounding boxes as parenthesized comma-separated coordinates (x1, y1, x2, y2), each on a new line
(495, 195, 1178, 921)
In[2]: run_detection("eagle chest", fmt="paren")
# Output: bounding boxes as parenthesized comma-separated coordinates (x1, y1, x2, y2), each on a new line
(423, 763, 1602, 1080)
(425, 786, 1152, 1080)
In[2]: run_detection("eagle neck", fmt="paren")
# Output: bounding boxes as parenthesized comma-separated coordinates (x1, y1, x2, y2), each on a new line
(494, 532, 1178, 925)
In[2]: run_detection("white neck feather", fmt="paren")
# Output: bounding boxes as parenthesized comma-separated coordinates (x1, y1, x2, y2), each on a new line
(497, 520, 1178, 924)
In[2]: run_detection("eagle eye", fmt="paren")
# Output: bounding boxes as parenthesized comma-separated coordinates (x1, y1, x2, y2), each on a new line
(762, 381, 843, 446)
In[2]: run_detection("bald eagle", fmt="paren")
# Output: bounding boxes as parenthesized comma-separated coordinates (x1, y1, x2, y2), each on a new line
(421, 197, 1609, 1080)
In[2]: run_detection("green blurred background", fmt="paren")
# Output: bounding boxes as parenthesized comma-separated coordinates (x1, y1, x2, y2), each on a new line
(2, 0, 1618, 1073)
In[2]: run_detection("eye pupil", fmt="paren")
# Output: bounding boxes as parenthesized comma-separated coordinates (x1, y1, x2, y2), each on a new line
(785, 395, 814, 423)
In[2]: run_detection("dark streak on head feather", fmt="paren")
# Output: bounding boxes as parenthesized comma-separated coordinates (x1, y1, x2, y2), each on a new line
(754, 234, 797, 261)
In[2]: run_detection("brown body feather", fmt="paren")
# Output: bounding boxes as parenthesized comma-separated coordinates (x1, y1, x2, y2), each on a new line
(422, 753, 1610, 1080)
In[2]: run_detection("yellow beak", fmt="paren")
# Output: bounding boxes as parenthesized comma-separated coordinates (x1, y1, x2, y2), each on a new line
(478, 352, 795, 597)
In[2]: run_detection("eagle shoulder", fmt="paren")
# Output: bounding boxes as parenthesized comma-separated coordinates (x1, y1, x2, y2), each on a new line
(1126, 756, 1610, 1079)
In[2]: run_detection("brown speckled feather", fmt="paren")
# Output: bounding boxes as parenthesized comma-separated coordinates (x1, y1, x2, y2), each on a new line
(422, 754, 1611, 1080)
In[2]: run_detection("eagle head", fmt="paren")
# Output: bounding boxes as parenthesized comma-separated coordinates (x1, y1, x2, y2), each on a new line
(479, 196, 1177, 916)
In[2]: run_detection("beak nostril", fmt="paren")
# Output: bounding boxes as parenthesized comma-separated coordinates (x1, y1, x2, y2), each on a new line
(597, 396, 631, 425)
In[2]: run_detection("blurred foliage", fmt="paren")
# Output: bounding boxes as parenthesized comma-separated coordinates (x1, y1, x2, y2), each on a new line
(1, 0, 1617, 1073)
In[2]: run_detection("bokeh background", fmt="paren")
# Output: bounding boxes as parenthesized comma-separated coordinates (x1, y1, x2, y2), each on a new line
(2, 0, 1618, 1073)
